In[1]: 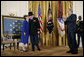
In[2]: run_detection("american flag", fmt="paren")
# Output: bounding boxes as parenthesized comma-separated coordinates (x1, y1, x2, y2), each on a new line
(48, 1, 52, 21)
(38, 2, 43, 33)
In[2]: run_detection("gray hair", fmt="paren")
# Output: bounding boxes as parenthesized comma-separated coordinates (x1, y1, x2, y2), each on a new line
(68, 9, 73, 13)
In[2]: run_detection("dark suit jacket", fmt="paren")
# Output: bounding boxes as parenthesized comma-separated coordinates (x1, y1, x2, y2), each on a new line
(29, 17, 40, 35)
(65, 14, 77, 33)
(76, 20, 83, 33)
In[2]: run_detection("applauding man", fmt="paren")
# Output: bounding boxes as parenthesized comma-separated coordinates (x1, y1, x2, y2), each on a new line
(63, 9, 78, 54)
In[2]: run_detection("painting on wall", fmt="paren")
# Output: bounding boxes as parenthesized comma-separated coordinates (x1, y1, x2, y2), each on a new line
(2, 15, 24, 37)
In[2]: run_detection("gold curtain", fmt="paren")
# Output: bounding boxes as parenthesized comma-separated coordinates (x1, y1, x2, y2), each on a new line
(29, 1, 72, 47)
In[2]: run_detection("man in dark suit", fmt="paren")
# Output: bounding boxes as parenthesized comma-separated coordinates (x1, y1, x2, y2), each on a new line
(28, 12, 40, 51)
(63, 9, 78, 54)
(76, 16, 83, 48)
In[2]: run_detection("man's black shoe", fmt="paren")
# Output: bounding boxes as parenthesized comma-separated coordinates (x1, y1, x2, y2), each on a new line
(66, 50, 72, 53)
(32, 49, 35, 51)
(71, 51, 78, 54)
(38, 49, 40, 51)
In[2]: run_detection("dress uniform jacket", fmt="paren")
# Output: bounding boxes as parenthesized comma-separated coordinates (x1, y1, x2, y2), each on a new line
(29, 17, 40, 35)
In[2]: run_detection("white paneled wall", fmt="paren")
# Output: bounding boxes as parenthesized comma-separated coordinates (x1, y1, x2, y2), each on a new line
(1, 1, 29, 17)
(73, 1, 83, 21)
(73, 1, 83, 47)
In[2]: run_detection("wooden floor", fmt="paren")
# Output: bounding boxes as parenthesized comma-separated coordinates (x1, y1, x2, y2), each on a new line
(1, 46, 83, 56)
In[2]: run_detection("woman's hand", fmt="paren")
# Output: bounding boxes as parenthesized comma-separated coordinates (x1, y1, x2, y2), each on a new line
(24, 32, 26, 36)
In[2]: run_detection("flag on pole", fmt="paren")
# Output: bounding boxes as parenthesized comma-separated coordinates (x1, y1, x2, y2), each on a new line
(48, 1, 52, 21)
(38, 2, 43, 33)
(58, 18, 65, 37)
(57, 1, 65, 37)
(58, 1, 63, 18)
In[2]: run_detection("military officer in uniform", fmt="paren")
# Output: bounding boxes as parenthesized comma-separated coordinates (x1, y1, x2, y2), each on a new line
(28, 12, 40, 51)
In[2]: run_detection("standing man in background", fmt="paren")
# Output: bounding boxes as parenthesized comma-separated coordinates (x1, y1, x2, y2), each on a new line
(63, 9, 78, 54)
(76, 16, 83, 48)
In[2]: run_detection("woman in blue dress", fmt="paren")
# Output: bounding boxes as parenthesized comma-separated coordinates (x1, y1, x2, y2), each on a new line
(21, 15, 29, 52)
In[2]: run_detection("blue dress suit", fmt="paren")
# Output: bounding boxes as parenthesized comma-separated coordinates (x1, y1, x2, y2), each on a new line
(21, 20, 29, 44)
(65, 14, 78, 52)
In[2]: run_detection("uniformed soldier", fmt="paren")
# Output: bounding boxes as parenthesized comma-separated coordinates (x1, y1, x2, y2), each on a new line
(28, 12, 40, 51)
(63, 9, 78, 54)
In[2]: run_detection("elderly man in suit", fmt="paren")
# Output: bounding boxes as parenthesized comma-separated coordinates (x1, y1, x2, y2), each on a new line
(63, 9, 78, 54)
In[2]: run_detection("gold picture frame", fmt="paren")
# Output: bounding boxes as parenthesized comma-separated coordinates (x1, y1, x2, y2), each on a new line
(2, 15, 24, 37)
